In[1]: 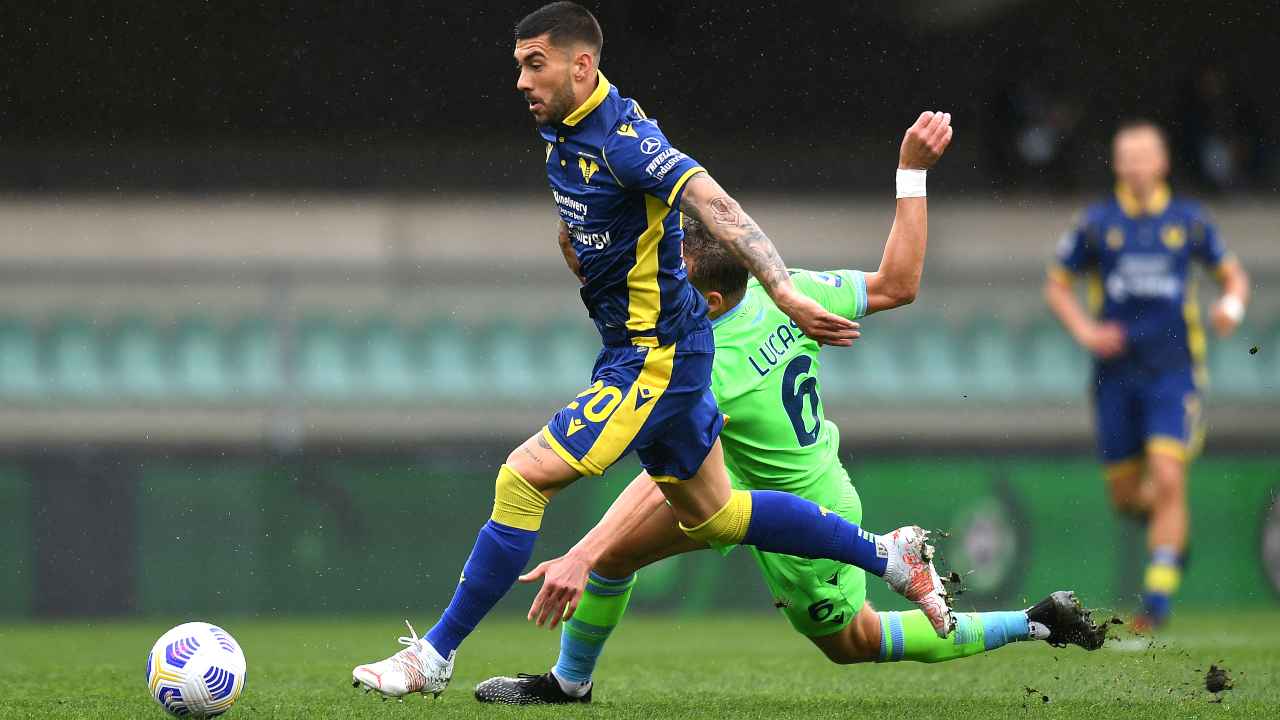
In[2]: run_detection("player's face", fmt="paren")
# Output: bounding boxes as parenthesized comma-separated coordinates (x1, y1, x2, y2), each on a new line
(1112, 127, 1169, 192)
(514, 35, 577, 125)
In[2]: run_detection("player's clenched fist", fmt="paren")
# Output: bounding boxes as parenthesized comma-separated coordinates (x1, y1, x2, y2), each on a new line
(900, 110, 953, 170)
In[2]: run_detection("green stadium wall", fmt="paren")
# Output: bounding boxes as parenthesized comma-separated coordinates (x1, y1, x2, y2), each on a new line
(0, 452, 1276, 618)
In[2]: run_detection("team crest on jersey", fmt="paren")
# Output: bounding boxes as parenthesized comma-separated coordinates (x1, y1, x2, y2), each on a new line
(1106, 226, 1125, 250)
(579, 157, 599, 184)
(1161, 223, 1186, 250)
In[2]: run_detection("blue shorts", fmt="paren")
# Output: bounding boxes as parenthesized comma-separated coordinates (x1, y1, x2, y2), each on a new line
(542, 325, 724, 482)
(1093, 366, 1203, 471)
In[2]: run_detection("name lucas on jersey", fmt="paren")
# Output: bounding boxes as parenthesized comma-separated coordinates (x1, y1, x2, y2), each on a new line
(748, 321, 805, 377)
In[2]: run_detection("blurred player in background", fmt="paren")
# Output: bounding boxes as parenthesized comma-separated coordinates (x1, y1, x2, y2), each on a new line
(474, 111, 1108, 705)
(352, 2, 954, 699)
(1044, 120, 1251, 630)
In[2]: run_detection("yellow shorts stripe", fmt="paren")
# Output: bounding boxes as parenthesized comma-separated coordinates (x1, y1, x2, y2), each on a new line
(579, 341, 677, 474)
(1184, 394, 1205, 460)
(1147, 436, 1188, 463)
(540, 426, 594, 477)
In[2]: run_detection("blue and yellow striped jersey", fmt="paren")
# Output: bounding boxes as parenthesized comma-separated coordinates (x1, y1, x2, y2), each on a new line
(539, 72, 708, 347)
(1051, 183, 1230, 377)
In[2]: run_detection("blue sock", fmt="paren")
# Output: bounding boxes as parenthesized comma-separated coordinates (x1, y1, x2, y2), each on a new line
(425, 520, 538, 656)
(741, 490, 888, 576)
(978, 611, 1030, 650)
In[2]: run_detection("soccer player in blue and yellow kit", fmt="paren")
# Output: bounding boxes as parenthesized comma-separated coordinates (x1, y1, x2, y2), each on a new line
(351, 2, 953, 698)
(1045, 120, 1251, 630)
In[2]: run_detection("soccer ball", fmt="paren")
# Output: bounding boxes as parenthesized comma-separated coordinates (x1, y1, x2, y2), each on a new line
(146, 622, 247, 718)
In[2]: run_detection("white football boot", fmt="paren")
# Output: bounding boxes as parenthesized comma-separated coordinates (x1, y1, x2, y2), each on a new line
(879, 526, 956, 638)
(352, 621, 454, 699)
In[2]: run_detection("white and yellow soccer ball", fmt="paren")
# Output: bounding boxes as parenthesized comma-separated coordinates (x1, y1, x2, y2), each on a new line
(146, 622, 247, 718)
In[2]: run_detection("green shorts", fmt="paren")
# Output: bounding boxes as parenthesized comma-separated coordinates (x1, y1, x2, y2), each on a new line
(746, 469, 866, 637)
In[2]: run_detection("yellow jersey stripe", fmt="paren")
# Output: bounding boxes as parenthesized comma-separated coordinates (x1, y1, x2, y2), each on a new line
(561, 71, 611, 127)
(665, 166, 705, 207)
(581, 341, 677, 472)
(1086, 271, 1104, 316)
(1183, 277, 1208, 389)
(626, 195, 668, 334)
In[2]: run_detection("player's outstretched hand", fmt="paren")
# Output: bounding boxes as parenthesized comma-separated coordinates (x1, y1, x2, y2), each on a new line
(518, 553, 591, 629)
(899, 110, 953, 170)
(777, 292, 861, 346)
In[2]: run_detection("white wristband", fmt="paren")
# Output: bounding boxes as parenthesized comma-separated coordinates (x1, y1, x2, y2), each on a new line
(1220, 295, 1245, 323)
(896, 169, 927, 198)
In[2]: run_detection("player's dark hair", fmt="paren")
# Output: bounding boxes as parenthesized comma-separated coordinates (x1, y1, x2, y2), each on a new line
(682, 217, 748, 298)
(1114, 118, 1169, 148)
(515, 2, 604, 59)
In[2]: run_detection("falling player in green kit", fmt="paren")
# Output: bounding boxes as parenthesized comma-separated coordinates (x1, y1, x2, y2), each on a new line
(474, 112, 1109, 704)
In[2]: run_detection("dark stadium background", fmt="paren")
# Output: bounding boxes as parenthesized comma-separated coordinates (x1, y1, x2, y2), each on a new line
(6, 1, 1276, 192)
(1, 1, 1276, 621)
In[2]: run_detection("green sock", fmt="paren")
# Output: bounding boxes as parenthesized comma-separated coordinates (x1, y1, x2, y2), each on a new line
(552, 572, 636, 685)
(877, 610, 1030, 663)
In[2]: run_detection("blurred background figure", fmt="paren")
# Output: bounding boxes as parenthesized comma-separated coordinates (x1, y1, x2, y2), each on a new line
(1044, 120, 1251, 631)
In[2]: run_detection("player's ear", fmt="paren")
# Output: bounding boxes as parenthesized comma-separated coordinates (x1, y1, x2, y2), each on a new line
(572, 48, 595, 81)
(705, 291, 724, 314)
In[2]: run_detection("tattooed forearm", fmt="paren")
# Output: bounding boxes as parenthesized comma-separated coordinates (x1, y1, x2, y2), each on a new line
(708, 195, 744, 226)
(728, 222, 792, 294)
(684, 183, 791, 297)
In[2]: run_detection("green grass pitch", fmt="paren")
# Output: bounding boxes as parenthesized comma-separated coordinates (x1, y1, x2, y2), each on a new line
(2, 611, 1277, 719)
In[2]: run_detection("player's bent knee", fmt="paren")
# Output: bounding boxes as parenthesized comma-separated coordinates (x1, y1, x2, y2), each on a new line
(1105, 468, 1145, 512)
(847, 607, 882, 662)
(490, 464, 549, 532)
(1146, 463, 1186, 505)
(679, 489, 752, 546)
(811, 611, 878, 665)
